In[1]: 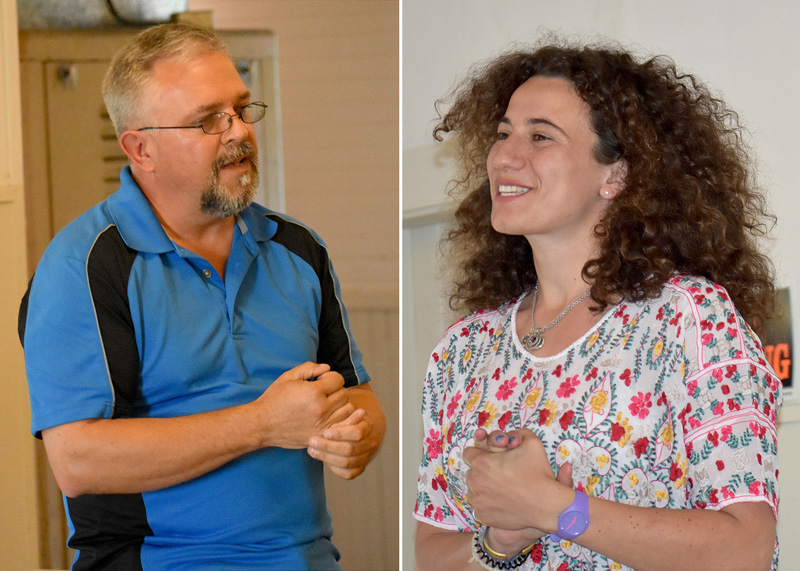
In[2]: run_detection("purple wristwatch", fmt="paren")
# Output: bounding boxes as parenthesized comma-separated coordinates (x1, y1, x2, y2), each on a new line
(550, 490, 589, 542)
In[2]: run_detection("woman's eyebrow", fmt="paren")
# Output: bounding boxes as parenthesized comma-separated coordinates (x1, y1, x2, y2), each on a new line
(498, 116, 568, 137)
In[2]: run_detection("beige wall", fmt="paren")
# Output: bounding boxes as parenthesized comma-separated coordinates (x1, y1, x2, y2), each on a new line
(190, 0, 399, 305)
(0, 0, 40, 568)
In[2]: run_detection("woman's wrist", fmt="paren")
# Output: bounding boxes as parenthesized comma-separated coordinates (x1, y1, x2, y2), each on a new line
(485, 526, 542, 557)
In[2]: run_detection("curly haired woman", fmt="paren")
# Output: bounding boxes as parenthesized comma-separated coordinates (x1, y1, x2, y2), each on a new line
(414, 39, 782, 571)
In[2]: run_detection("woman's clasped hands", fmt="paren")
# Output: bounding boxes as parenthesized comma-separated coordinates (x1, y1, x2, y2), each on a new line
(463, 428, 576, 555)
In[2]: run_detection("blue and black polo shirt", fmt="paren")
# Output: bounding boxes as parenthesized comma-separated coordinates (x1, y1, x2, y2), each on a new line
(20, 167, 369, 570)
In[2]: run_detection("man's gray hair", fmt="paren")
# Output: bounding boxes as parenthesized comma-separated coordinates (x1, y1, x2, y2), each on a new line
(102, 23, 229, 136)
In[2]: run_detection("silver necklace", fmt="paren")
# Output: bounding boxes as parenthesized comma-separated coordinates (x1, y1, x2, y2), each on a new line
(521, 285, 591, 351)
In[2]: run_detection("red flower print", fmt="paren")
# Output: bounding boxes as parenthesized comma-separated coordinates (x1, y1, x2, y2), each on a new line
(725, 365, 737, 378)
(708, 489, 719, 504)
(694, 294, 706, 305)
(446, 391, 462, 418)
(479, 321, 488, 333)
(722, 486, 735, 500)
(522, 368, 533, 381)
(556, 375, 580, 398)
(610, 422, 625, 442)
(498, 410, 512, 431)
(708, 431, 719, 446)
(657, 391, 667, 406)
(586, 367, 598, 380)
(657, 306, 664, 320)
(620, 369, 632, 386)
(629, 392, 652, 419)
(634, 437, 649, 458)
(460, 327, 469, 337)
(669, 462, 683, 482)
(552, 364, 563, 377)
(434, 507, 444, 522)
(446, 423, 455, 444)
(425, 429, 442, 460)
(496, 378, 518, 400)
(559, 410, 575, 430)
(557, 562, 570, 571)
(701, 333, 714, 345)
(749, 481, 762, 495)
(432, 352, 439, 363)
(432, 473, 448, 492)
(713, 402, 724, 416)
(716, 460, 725, 471)
(721, 426, 732, 441)
(700, 319, 712, 331)
(712, 369, 723, 383)
(492, 368, 501, 380)
(721, 384, 730, 395)
(478, 411, 490, 427)
(424, 504, 433, 518)
(538, 408, 551, 426)
(530, 542, 544, 563)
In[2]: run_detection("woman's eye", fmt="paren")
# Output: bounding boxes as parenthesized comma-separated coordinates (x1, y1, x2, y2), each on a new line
(532, 133, 550, 142)
(495, 131, 509, 141)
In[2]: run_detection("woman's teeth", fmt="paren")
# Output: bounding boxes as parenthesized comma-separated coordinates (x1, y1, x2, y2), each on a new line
(498, 185, 530, 196)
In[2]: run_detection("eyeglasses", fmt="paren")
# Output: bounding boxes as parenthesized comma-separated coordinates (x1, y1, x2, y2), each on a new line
(137, 102, 268, 135)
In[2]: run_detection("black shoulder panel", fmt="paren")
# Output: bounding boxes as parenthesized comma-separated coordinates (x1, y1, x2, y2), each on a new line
(266, 214, 360, 387)
(86, 226, 140, 418)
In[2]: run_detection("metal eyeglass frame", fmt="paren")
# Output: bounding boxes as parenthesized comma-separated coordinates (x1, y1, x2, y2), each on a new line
(136, 102, 268, 135)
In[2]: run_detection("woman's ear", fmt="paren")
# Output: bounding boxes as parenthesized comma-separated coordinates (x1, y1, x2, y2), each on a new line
(600, 160, 628, 200)
(119, 130, 155, 172)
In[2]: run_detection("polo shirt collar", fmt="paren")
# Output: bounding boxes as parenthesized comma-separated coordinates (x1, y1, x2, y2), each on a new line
(105, 166, 279, 253)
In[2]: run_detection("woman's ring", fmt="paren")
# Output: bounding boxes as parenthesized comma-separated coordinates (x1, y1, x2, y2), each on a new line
(471, 506, 483, 526)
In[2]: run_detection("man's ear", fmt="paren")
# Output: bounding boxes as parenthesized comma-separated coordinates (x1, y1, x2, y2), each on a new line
(600, 160, 628, 200)
(119, 130, 155, 172)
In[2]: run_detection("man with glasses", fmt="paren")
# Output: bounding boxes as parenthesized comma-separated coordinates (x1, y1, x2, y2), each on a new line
(19, 23, 385, 570)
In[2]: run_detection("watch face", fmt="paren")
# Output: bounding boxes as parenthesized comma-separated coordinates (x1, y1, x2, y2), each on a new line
(560, 510, 589, 539)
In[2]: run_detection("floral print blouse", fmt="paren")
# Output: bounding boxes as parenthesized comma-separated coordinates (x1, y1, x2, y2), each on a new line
(414, 275, 781, 570)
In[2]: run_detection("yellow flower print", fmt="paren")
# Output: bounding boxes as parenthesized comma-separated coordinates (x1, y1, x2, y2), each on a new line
(610, 562, 622, 571)
(630, 316, 638, 328)
(587, 330, 600, 347)
(628, 472, 639, 487)
(656, 489, 668, 502)
(441, 349, 449, 363)
(672, 452, 688, 489)
(542, 400, 557, 426)
(622, 333, 632, 347)
(661, 422, 674, 447)
(524, 388, 541, 408)
(435, 464, 446, 477)
(558, 444, 571, 461)
(590, 391, 608, 414)
(679, 361, 686, 379)
(462, 348, 472, 365)
(615, 412, 633, 447)
(585, 475, 600, 495)
(466, 392, 481, 412)
(653, 338, 664, 357)
(596, 454, 610, 469)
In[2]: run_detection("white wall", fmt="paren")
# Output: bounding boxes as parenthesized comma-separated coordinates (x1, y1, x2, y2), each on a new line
(402, 1, 800, 568)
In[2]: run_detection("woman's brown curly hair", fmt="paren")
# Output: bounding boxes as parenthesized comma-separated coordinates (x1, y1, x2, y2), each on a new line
(437, 39, 776, 332)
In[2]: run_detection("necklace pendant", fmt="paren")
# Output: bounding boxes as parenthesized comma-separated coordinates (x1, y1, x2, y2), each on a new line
(521, 330, 544, 351)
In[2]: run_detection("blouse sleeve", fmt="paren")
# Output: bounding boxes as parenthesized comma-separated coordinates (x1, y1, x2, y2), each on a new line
(672, 277, 782, 518)
(413, 323, 473, 531)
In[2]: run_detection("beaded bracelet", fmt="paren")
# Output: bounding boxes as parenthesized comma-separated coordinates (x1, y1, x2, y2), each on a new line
(470, 526, 535, 570)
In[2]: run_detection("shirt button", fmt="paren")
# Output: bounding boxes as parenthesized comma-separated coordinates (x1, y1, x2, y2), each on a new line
(202, 269, 212, 278)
